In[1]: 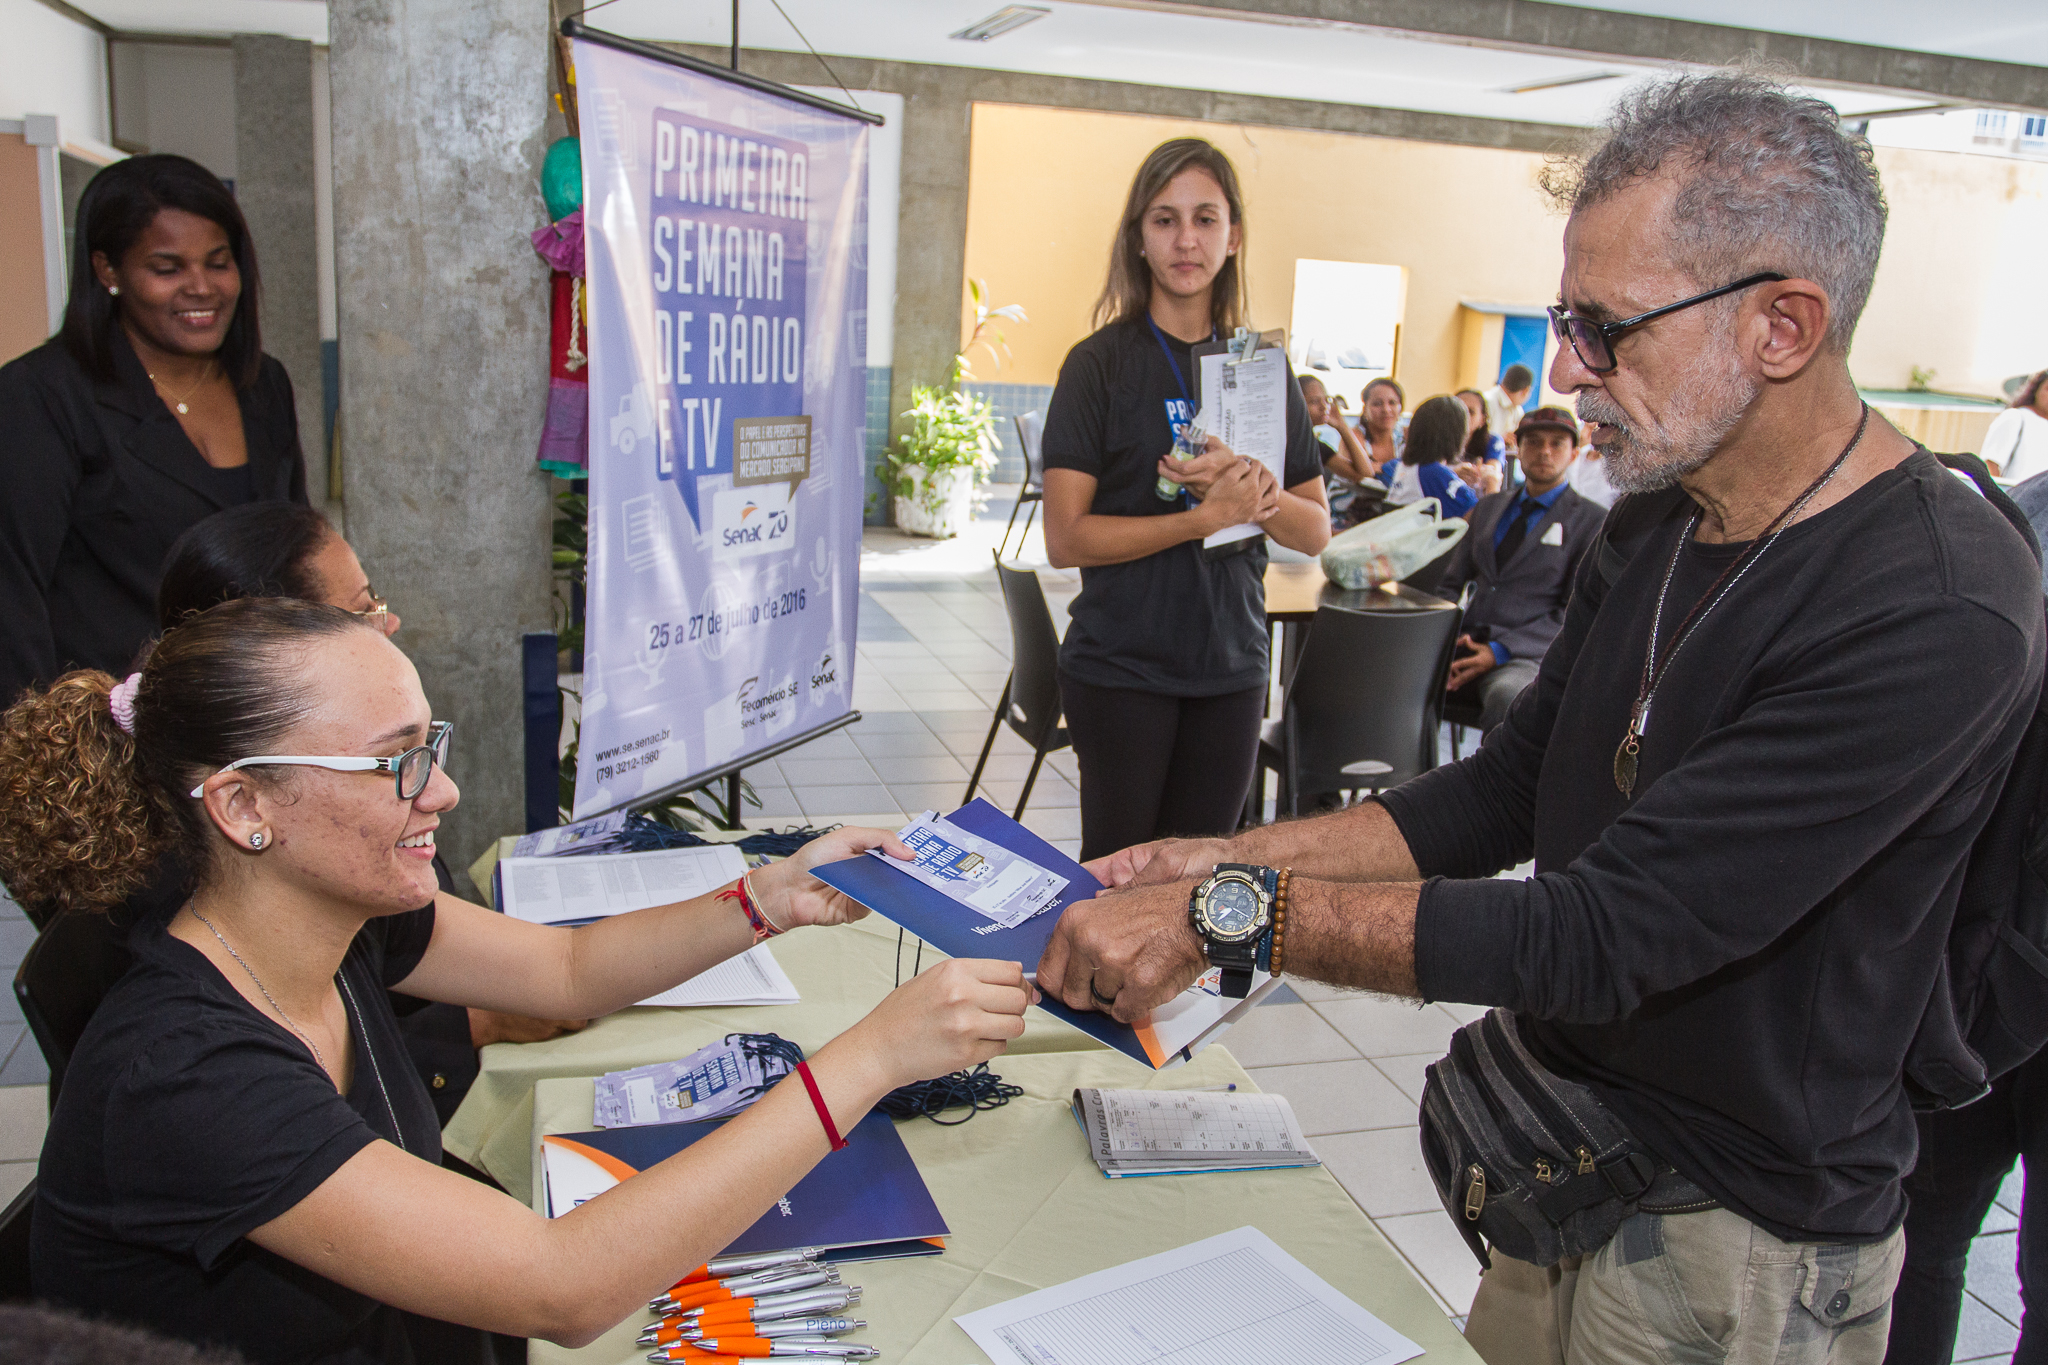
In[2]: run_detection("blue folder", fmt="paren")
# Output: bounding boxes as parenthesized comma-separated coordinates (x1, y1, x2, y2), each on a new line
(543, 1110, 948, 1260)
(810, 799, 1160, 1067)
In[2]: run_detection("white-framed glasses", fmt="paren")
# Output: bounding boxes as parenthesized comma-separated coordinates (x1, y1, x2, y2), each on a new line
(189, 721, 452, 801)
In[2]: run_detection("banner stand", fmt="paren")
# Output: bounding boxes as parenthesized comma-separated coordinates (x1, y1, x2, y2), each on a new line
(566, 22, 878, 823)
(560, 20, 887, 129)
(612, 709, 863, 830)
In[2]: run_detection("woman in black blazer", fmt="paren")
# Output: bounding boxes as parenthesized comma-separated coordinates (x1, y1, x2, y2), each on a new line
(0, 153, 307, 707)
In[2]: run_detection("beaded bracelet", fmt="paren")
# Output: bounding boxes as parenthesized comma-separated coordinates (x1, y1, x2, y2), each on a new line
(794, 1061, 848, 1150)
(1270, 867, 1291, 976)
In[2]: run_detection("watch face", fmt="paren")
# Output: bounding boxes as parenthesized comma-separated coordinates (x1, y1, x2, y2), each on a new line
(1204, 878, 1262, 937)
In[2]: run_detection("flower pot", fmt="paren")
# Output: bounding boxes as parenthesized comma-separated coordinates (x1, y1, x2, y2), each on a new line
(893, 463, 977, 539)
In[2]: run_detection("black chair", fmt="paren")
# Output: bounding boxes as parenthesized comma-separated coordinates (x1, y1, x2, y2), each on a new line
(963, 557, 1070, 819)
(0, 1176, 31, 1301)
(15, 909, 133, 1110)
(1250, 601, 1462, 819)
(995, 411, 1045, 561)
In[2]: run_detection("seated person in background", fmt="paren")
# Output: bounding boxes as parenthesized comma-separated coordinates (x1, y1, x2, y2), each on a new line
(1481, 363, 1534, 444)
(1382, 394, 1482, 517)
(1455, 388, 1511, 472)
(1301, 374, 1379, 530)
(156, 502, 584, 1124)
(1568, 430, 1617, 508)
(0, 598, 1032, 1362)
(1351, 376, 1406, 477)
(1984, 368, 2048, 483)
(1439, 406, 1606, 732)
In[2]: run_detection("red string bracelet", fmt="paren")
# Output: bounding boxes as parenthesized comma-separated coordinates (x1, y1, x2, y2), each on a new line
(715, 876, 782, 942)
(794, 1061, 847, 1150)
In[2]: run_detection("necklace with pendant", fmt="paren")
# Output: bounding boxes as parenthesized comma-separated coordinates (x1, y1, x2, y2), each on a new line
(148, 363, 215, 415)
(1614, 403, 1871, 799)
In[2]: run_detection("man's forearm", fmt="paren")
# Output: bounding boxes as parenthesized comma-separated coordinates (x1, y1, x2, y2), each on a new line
(1223, 800, 1421, 882)
(1287, 877, 1421, 998)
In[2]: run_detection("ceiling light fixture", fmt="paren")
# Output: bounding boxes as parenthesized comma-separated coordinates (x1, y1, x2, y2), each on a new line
(1503, 70, 1626, 95)
(950, 6, 1050, 42)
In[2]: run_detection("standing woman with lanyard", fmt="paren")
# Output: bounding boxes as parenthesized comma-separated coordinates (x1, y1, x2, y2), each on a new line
(1041, 138, 1329, 862)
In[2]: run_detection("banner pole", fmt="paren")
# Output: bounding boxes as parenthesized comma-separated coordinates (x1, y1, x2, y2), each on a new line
(730, 0, 740, 71)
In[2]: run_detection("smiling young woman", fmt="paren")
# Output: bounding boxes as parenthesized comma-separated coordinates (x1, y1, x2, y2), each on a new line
(0, 597, 1033, 1363)
(0, 154, 308, 710)
(1038, 139, 1330, 860)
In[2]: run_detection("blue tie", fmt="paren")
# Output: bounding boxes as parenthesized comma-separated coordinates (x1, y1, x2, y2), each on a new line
(1495, 496, 1542, 563)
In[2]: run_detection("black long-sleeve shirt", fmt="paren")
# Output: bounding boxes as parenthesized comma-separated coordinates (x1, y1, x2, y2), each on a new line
(1380, 450, 2044, 1242)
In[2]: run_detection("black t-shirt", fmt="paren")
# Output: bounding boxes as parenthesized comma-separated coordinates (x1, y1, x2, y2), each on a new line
(1380, 450, 2045, 1242)
(35, 905, 443, 1365)
(1041, 317, 1324, 696)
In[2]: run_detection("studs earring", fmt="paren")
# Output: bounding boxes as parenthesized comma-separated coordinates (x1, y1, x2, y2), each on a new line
(249, 832, 265, 849)
(108, 285, 120, 296)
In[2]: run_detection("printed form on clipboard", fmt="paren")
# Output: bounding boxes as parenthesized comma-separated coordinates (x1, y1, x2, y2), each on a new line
(812, 799, 1279, 1069)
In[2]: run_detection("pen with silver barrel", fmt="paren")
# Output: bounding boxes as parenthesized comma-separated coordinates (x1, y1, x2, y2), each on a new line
(653, 1287, 862, 1328)
(646, 1346, 879, 1362)
(642, 1319, 865, 1347)
(670, 1248, 825, 1290)
(653, 1267, 837, 1313)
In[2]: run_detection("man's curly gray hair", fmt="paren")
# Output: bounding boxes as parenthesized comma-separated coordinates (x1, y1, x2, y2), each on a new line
(1543, 70, 1887, 352)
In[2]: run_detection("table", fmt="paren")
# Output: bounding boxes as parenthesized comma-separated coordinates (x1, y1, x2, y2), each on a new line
(527, 1047, 1482, 1365)
(1262, 559, 1457, 688)
(444, 914, 1105, 1193)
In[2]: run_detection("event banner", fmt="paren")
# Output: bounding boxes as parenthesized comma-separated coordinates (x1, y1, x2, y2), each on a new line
(573, 36, 870, 817)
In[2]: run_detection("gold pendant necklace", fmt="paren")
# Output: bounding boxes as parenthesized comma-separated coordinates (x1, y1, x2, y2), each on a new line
(148, 363, 214, 415)
(1613, 404, 1871, 799)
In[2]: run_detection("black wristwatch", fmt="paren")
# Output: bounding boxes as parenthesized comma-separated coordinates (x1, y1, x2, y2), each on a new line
(1188, 864, 1277, 998)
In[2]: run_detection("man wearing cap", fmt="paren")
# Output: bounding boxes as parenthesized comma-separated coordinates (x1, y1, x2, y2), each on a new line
(1440, 407, 1605, 732)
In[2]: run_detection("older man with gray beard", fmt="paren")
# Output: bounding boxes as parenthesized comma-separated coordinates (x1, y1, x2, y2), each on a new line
(1031, 71, 2046, 1365)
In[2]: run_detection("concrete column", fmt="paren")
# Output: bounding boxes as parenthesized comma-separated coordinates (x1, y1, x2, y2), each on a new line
(328, 0, 555, 887)
(232, 36, 325, 507)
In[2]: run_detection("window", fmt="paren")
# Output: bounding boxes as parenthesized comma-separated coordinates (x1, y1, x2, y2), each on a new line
(1975, 110, 2011, 142)
(2023, 115, 2048, 149)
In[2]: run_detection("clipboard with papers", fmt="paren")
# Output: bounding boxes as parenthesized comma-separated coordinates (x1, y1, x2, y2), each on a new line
(810, 799, 1278, 1068)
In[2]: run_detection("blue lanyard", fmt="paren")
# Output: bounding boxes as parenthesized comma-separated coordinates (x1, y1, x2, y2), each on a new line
(1146, 316, 1213, 406)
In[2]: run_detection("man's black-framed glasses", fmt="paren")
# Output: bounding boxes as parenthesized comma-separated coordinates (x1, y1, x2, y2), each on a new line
(188, 721, 454, 801)
(1547, 271, 1788, 375)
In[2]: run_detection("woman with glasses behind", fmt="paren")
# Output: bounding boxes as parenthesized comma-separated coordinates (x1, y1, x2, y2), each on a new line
(155, 502, 585, 1127)
(0, 597, 1032, 1363)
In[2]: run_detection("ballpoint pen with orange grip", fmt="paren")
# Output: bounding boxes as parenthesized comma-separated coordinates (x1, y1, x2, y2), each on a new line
(642, 1320, 863, 1348)
(671, 1249, 824, 1290)
(654, 1289, 862, 1332)
(657, 1268, 835, 1314)
(647, 1347, 878, 1362)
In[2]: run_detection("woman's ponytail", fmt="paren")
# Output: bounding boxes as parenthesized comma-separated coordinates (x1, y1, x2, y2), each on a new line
(0, 670, 176, 916)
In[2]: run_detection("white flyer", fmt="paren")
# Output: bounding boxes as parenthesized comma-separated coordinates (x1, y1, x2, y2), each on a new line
(1197, 346, 1290, 549)
(592, 1031, 800, 1127)
(873, 810, 1069, 928)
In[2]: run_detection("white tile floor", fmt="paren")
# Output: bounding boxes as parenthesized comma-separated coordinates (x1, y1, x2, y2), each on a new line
(0, 493, 2030, 1359)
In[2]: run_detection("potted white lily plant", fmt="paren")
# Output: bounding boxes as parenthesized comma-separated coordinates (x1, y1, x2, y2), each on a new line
(888, 279, 1027, 538)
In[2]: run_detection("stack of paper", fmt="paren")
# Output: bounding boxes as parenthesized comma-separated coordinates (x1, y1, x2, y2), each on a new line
(496, 844, 797, 1009)
(508, 810, 634, 859)
(955, 1226, 1420, 1365)
(1071, 1087, 1321, 1178)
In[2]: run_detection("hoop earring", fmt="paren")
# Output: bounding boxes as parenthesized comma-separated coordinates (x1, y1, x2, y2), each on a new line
(249, 832, 265, 849)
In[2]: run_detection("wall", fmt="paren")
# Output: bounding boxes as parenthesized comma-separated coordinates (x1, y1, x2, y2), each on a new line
(959, 103, 1568, 409)
(961, 106, 2048, 419)
(111, 43, 238, 180)
(0, 133, 46, 364)
(1856, 146, 2048, 396)
(0, 0, 107, 141)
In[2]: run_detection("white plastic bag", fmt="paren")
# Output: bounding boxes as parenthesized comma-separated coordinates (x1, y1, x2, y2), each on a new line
(1320, 498, 1468, 589)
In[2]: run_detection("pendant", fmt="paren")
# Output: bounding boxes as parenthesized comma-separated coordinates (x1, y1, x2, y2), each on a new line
(1614, 728, 1640, 798)
(176, 402, 189, 414)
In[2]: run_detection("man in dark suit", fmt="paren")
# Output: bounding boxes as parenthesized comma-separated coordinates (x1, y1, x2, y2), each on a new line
(1440, 406, 1605, 731)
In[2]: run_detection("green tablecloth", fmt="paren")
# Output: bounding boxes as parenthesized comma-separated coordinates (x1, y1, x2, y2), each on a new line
(445, 914, 1104, 1194)
(526, 1047, 1479, 1365)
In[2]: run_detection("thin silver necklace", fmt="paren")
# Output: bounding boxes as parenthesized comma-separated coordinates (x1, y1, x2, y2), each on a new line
(187, 902, 326, 1069)
(185, 903, 410, 1155)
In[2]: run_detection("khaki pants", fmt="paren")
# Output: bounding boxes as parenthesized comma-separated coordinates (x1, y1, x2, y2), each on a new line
(1463, 1207, 1905, 1365)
